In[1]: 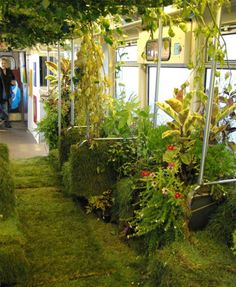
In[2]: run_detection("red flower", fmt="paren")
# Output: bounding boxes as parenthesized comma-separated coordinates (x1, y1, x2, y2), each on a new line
(167, 162, 175, 169)
(175, 192, 182, 199)
(167, 145, 175, 151)
(140, 170, 151, 177)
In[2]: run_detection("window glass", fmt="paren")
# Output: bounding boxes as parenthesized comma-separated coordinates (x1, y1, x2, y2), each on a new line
(116, 45, 137, 62)
(116, 66, 139, 101)
(39, 56, 55, 87)
(148, 67, 191, 125)
(220, 34, 236, 61)
(205, 68, 236, 143)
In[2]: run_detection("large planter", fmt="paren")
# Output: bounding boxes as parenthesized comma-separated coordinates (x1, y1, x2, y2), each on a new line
(188, 190, 220, 230)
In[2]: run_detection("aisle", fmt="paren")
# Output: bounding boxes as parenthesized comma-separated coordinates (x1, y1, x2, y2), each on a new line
(12, 157, 142, 287)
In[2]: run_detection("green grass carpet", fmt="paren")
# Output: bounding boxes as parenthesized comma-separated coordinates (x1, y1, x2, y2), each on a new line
(12, 157, 143, 287)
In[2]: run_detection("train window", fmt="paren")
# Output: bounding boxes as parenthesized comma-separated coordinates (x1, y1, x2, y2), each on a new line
(220, 34, 236, 61)
(39, 56, 47, 87)
(115, 66, 139, 101)
(115, 44, 138, 100)
(116, 45, 137, 62)
(39, 56, 55, 87)
(148, 66, 190, 124)
(205, 68, 236, 142)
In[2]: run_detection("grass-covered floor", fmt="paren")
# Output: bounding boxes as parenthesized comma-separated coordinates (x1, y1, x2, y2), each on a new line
(10, 156, 236, 287)
(12, 157, 143, 287)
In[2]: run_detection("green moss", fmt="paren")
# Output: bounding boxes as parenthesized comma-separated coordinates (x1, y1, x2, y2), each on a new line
(14, 157, 144, 286)
(62, 161, 72, 196)
(0, 217, 28, 285)
(58, 127, 86, 168)
(11, 157, 59, 189)
(0, 143, 9, 162)
(0, 244, 29, 285)
(206, 187, 236, 246)
(0, 158, 15, 218)
(112, 177, 134, 223)
(64, 142, 115, 199)
(48, 148, 60, 171)
(146, 231, 236, 287)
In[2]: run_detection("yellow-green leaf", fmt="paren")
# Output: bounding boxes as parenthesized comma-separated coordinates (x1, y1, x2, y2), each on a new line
(167, 121, 180, 130)
(166, 98, 183, 113)
(182, 114, 195, 136)
(179, 108, 189, 124)
(157, 102, 180, 124)
(215, 103, 236, 123)
(211, 124, 228, 136)
(46, 61, 58, 74)
(162, 130, 181, 139)
(180, 153, 193, 165)
(228, 142, 236, 152)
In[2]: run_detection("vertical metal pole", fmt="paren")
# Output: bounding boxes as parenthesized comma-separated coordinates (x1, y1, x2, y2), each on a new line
(70, 38, 75, 126)
(46, 47, 50, 93)
(58, 43, 62, 137)
(198, 7, 222, 185)
(153, 16, 163, 126)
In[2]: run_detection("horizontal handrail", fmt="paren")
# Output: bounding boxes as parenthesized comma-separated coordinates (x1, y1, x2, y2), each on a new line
(202, 178, 236, 185)
(78, 137, 137, 147)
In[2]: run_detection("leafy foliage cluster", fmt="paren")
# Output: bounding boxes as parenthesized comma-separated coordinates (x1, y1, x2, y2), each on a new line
(74, 28, 111, 138)
(37, 59, 72, 149)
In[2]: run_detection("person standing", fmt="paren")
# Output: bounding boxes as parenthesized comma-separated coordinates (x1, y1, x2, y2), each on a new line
(0, 57, 16, 128)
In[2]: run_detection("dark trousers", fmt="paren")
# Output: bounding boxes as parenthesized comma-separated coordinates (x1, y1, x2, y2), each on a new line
(0, 101, 9, 121)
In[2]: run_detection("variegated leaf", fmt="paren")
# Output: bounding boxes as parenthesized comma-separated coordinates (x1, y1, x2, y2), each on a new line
(211, 124, 228, 135)
(183, 91, 194, 109)
(45, 61, 58, 74)
(179, 108, 189, 124)
(157, 102, 181, 124)
(162, 130, 181, 139)
(183, 114, 195, 136)
(167, 121, 180, 130)
(166, 98, 183, 113)
(215, 103, 236, 123)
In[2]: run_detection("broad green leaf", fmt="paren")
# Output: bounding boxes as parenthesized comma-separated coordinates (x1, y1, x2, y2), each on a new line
(180, 153, 193, 165)
(42, 0, 50, 9)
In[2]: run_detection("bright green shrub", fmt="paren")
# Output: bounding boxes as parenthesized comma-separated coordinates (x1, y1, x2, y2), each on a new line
(62, 142, 116, 199)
